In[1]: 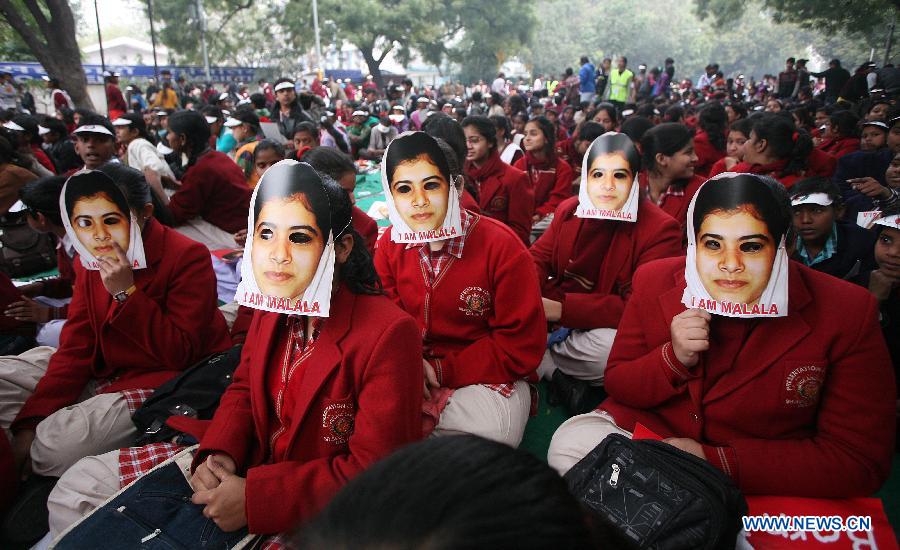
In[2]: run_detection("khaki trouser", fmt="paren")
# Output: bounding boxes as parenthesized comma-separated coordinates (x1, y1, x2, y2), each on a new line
(547, 410, 632, 476)
(537, 328, 617, 385)
(0, 347, 137, 477)
(174, 218, 239, 251)
(47, 449, 119, 539)
(431, 380, 531, 447)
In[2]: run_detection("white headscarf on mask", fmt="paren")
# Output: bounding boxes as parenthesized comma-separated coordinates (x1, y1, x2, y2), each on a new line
(575, 132, 641, 222)
(681, 172, 789, 318)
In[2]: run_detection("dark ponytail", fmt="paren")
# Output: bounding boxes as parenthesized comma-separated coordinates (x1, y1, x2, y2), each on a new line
(698, 102, 727, 152)
(751, 113, 812, 177)
(319, 173, 382, 296)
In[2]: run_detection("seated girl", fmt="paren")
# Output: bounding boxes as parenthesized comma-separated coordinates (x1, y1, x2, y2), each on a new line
(0, 167, 231, 484)
(513, 116, 574, 240)
(732, 113, 830, 189)
(531, 133, 682, 391)
(708, 118, 753, 177)
(462, 116, 534, 245)
(817, 110, 860, 160)
(638, 123, 705, 235)
(374, 132, 545, 446)
(691, 102, 727, 178)
(548, 173, 895, 498)
(47, 160, 423, 539)
(148, 110, 252, 250)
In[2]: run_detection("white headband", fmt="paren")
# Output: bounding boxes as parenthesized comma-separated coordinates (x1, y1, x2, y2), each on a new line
(274, 82, 294, 92)
(73, 125, 113, 136)
(791, 192, 833, 207)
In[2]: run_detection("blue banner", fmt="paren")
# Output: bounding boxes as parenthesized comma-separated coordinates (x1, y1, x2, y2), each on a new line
(0, 61, 261, 84)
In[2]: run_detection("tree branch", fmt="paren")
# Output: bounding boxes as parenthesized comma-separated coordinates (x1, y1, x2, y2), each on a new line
(377, 43, 393, 64)
(0, 0, 47, 56)
(213, 0, 255, 35)
(22, 0, 52, 38)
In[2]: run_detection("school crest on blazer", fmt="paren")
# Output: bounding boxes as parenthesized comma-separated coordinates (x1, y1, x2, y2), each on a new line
(458, 286, 492, 317)
(783, 364, 826, 408)
(489, 195, 508, 212)
(322, 401, 355, 444)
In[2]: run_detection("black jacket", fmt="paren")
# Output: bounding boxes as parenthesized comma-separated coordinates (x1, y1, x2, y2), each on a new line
(274, 102, 313, 140)
(793, 221, 877, 280)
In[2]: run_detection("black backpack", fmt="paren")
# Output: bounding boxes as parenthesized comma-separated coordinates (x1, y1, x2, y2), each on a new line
(131, 345, 243, 446)
(564, 433, 747, 550)
(0, 212, 56, 279)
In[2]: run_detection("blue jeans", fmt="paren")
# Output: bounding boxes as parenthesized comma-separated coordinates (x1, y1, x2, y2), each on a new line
(54, 460, 250, 549)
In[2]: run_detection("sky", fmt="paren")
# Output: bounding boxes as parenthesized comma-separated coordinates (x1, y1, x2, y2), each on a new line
(76, 0, 152, 46)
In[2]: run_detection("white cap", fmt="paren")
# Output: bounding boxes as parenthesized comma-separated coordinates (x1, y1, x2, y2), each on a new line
(391, 105, 406, 112)
(2, 121, 24, 132)
(37, 125, 50, 136)
(874, 213, 900, 229)
(73, 124, 114, 136)
(236, 98, 251, 106)
(791, 192, 834, 207)
(112, 118, 132, 126)
(7, 200, 26, 213)
(863, 121, 889, 131)
(222, 110, 231, 117)
(351, 110, 368, 117)
(157, 141, 173, 155)
(223, 117, 242, 128)
(218, 92, 230, 101)
(621, 109, 635, 117)
(416, 96, 430, 104)
(204, 116, 218, 124)
(274, 81, 294, 92)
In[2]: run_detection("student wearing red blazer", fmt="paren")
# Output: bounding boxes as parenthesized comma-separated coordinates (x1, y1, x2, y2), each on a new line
(514, 117, 575, 240)
(462, 116, 534, 245)
(47, 164, 422, 540)
(1, 167, 231, 483)
(549, 176, 895, 498)
(532, 194, 682, 384)
(817, 111, 860, 160)
(147, 110, 252, 250)
(731, 112, 825, 189)
(639, 123, 703, 237)
(691, 103, 727, 178)
(375, 137, 545, 446)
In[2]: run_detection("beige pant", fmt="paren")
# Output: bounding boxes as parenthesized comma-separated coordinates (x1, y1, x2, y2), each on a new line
(547, 410, 632, 476)
(174, 218, 239, 251)
(47, 449, 119, 538)
(537, 328, 617, 385)
(431, 380, 531, 447)
(0, 347, 137, 477)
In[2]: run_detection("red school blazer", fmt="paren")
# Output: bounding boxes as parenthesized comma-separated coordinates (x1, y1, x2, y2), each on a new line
(194, 287, 423, 534)
(476, 163, 534, 246)
(14, 219, 232, 430)
(513, 155, 575, 218)
(531, 197, 682, 330)
(599, 257, 895, 498)
(374, 214, 546, 388)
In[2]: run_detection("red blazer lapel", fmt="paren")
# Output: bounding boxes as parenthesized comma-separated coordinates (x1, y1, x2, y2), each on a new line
(556, 213, 582, 279)
(478, 174, 501, 210)
(248, 311, 282, 461)
(597, 222, 635, 295)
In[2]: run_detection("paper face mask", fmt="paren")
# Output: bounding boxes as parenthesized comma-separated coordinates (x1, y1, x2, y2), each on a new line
(576, 132, 641, 222)
(60, 170, 147, 271)
(381, 131, 462, 243)
(236, 160, 338, 317)
(682, 173, 789, 318)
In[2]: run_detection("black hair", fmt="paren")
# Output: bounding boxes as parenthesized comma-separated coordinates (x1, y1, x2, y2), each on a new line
(698, 102, 727, 151)
(249, 93, 266, 109)
(116, 112, 152, 141)
(200, 105, 223, 121)
(750, 113, 813, 177)
(302, 146, 355, 182)
(620, 116, 654, 144)
(0, 134, 25, 167)
(790, 176, 843, 207)
(663, 104, 684, 123)
(592, 103, 618, 125)
(295, 435, 597, 550)
(829, 110, 860, 138)
(461, 116, 498, 151)
(385, 132, 451, 185)
(692, 174, 791, 244)
(423, 115, 466, 168)
(725, 102, 748, 120)
(254, 162, 381, 295)
(790, 107, 814, 130)
(167, 110, 211, 165)
(64, 170, 132, 222)
(93, 163, 174, 227)
(641, 122, 694, 174)
(729, 117, 754, 138)
(576, 121, 607, 144)
(20, 175, 65, 226)
(489, 115, 512, 142)
(40, 117, 68, 138)
(505, 95, 527, 118)
(524, 116, 556, 160)
(253, 139, 286, 163)
(586, 132, 641, 174)
(293, 121, 318, 140)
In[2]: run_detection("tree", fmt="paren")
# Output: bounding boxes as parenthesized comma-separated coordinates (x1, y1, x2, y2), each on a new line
(695, 0, 898, 36)
(0, 0, 94, 109)
(281, 0, 443, 90)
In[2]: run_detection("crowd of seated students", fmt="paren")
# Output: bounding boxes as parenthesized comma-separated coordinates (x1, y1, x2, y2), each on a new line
(0, 62, 897, 548)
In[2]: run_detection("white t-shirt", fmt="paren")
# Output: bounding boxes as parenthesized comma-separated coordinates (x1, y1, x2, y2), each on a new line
(127, 138, 175, 180)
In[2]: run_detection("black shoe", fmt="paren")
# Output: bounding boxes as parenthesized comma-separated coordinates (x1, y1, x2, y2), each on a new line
(0, 475, 58, 547)
(551, 370, 596, 415)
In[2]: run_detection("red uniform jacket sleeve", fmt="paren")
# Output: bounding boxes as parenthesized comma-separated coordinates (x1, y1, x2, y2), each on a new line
(537, 159, 574, 217)
(438, 247, 546, 388)
(507, 169, 535, 246)
(351, 206, 378, 255)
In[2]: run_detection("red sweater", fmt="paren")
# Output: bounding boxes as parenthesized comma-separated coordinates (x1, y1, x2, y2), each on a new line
(730, 157, 834, 189)
(194, 288, 422, 533)
(692, 130, 726, 178)
(13, 219, 232, 431)
(600, 257, 895, 497)
(639, 172, 705, 236)
(513, 153, 575, 217)
(531, 197, 682, 330)
(466, 153, 534, 246)
(817, 136, 859, 160)
(168, 150, 251, 233)
(374, 214, 545, 388)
